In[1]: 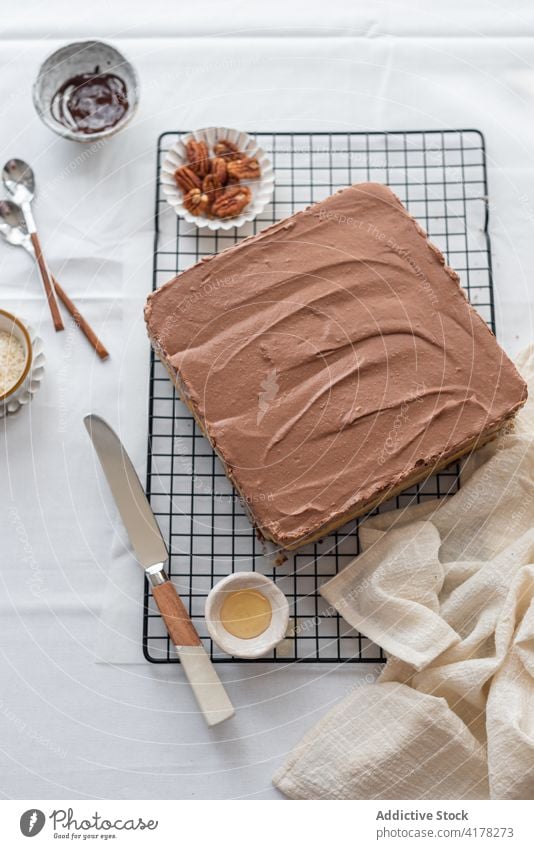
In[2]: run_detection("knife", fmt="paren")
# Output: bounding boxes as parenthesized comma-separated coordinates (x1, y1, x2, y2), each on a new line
(84, 414, 234, 727)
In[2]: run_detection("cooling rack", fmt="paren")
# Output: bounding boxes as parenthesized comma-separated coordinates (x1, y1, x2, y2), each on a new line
(144, 129, 494, 663)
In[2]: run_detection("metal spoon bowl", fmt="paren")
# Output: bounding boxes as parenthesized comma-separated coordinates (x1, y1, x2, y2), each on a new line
(0, 199, 30, 247)
(2, 159, 36, 206)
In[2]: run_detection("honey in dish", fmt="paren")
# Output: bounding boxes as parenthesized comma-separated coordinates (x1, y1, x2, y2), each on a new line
(220, 589, 272, 639)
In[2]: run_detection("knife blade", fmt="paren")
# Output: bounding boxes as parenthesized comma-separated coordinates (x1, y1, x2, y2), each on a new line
(84, 414, 234, 727)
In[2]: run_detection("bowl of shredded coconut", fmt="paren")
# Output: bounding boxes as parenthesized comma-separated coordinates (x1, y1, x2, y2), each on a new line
(0, 310, 33, 415)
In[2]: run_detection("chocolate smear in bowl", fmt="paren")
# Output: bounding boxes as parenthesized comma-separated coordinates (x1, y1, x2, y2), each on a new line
(51, 67, 128, 134)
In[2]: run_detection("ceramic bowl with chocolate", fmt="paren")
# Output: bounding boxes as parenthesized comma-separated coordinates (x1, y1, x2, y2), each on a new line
(161, 127, 275, 231)
(33, 40, 139, 142)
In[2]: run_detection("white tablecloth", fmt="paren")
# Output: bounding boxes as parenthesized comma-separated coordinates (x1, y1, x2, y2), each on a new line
(1, 0, 533, 800)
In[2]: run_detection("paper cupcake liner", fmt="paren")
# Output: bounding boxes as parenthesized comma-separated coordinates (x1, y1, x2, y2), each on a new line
(161, 127, 275, 231)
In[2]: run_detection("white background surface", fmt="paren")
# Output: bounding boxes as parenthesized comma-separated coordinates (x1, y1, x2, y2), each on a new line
(1, 0, 533, 800)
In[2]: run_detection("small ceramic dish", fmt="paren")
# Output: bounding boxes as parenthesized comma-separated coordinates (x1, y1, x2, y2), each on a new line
(205, 572, 290, 659)
(0, 311, 45, 418)
(32, 40, 139, 142)
(161, 127, 275, 231)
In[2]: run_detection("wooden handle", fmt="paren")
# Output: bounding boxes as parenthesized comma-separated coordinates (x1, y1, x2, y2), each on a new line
(51, 275, 109, 360)
(152, 581, 201, 647)
(30, 231, 64, 332)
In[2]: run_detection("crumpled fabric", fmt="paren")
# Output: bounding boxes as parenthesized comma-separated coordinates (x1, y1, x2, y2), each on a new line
(274, 347, 534, 800)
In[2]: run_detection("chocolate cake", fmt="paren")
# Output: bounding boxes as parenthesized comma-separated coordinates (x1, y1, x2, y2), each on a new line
(145, 183, 527, 550)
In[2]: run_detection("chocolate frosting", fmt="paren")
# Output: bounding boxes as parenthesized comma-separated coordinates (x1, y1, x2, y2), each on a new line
(145, 183, 527, 547)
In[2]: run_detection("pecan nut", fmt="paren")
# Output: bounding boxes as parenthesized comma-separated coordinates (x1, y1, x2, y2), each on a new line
(211, 185, 252, 218)
(211, 156, 228, 186)
(213, 139, 240, 160)
(202, 174, 224, 204)
(227, 156, 261, 181)
(183, 188, 210, 216)
(185, 139, 210, 176)
(174, 165, 202, 193)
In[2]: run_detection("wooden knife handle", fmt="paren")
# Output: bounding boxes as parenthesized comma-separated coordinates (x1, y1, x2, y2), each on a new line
(30, 231, 64, 332)
(51, 274, 109, 360)
(152, 580, 201, 647)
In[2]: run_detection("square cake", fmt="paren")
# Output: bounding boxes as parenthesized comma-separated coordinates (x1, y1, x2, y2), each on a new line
(145, 183, 527, 550)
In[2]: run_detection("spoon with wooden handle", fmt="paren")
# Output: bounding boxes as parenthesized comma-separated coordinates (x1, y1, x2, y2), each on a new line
(0, 200, 109, 360)
(2, 158, 64, 331)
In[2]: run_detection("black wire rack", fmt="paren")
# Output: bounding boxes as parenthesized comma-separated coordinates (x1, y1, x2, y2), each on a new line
(144, 129, 494, 664)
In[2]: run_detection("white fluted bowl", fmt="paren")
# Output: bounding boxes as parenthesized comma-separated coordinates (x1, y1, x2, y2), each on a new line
(0, 312, 45, 419)
(161, 127, 275, 231)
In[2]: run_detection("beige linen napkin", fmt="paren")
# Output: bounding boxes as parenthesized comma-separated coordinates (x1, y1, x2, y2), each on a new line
(274, 347, 534, 800)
